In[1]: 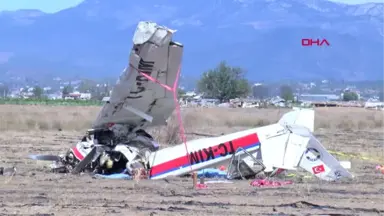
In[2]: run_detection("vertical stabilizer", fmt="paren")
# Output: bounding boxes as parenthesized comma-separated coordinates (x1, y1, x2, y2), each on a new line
(278, 108, 314, 132)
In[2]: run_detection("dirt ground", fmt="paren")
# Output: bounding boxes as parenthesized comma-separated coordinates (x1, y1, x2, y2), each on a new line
(0, 106, 383, 215)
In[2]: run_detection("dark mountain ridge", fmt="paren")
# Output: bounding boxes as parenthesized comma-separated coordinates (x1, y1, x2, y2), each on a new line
(0, 0, 383, 83)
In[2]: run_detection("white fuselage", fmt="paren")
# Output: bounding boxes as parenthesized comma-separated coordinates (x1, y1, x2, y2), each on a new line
(147, 108, 353, 181)
(148, 123, 286, 179)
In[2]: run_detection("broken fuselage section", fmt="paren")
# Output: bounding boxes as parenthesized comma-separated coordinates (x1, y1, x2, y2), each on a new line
(46, 21, 183, 177)
(53, 126, 158, 176)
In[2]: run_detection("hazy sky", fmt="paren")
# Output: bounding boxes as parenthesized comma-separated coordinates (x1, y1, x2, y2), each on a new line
(0, 0, 83, 13)
(0, 0, 383, 13)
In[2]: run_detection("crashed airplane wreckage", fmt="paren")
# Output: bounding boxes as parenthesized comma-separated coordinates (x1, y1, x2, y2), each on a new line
(30, 21, 352, 182)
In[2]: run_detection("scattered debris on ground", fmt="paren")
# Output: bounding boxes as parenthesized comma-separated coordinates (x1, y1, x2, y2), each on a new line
(0, 166, 16, 176)
(250, 179, 293, 188)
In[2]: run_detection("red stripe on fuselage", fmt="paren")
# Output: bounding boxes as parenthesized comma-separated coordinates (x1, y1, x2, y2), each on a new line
(71, 146, 85, 160)
(149, 133, 260, 178)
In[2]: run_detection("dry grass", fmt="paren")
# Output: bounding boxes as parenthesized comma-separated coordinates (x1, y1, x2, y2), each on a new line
(0, 105, 99, 131)
(0, 105, 382, 144)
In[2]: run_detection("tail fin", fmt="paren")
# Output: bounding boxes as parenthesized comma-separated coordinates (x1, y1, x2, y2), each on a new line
(278, 108, 314, 132)
(298, 134, 353, 181)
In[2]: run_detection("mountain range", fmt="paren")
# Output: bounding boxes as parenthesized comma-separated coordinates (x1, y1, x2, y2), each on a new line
(0, 0, 383, 83)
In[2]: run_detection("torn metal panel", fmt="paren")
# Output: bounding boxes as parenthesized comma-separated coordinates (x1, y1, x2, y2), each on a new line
(93, 21, 182, 129)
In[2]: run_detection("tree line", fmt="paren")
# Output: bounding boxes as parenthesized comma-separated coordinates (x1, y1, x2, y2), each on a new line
(195, 61, 295, 102)
(192, 61, 368, 103)
(0, 61, 374, 102)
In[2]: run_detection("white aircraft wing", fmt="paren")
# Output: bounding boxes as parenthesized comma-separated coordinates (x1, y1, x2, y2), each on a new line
(93, 21, 183, 129)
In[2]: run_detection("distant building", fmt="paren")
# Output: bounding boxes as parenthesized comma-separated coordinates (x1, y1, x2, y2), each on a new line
(365, 101, 384, 109)
(47, 93, 62, 100)
(185, 91, 197, 97)
(43, 87, 52, 91)
(201, 98, 219, 104)
(66, 91, 91, 100)
(80, 93, 91, 100)
(68, 92, 81, 99)
(298, 94, 340, 102)
(269, 96, 286, 107)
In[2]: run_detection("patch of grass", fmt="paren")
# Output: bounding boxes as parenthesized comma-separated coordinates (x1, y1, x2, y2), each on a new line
(0, 105, 98, 131)
(0, 106, 382, 142)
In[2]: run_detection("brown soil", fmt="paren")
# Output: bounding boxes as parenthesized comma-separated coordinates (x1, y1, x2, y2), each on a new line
(0, 106, 383, 215)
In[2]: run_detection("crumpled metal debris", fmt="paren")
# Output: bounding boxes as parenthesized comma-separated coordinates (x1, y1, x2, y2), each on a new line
(375, 165, 384, 174)
(195, 183, 208, 189)
(92, 168, 148, 180)
(197, 168, 227, 178)
(250, 179, 293, 187)
(94, 173, 132, 180)
(0, 167, 16, 176)
(133, 168, 148, 180)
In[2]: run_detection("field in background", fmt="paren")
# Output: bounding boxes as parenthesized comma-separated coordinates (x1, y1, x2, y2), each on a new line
(0, 104, 383, 151)
(0, 104, 382, 132)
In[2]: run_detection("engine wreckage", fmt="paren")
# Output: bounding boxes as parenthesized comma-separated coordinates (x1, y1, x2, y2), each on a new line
(30, 21, 353, 182)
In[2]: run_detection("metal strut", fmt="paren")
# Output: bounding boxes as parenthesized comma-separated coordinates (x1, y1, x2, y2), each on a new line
(226, 147, 266, 180)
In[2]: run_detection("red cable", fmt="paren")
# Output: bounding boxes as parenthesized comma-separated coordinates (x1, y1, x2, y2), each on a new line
(140, 66, 192, 172)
